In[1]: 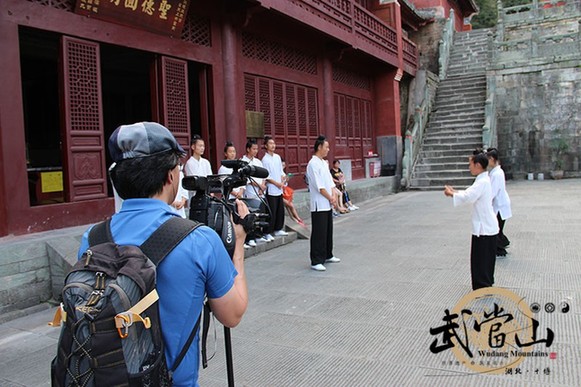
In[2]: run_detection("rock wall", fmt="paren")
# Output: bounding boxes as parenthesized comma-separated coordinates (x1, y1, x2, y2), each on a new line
(495, 65, 581, 177)
(492, 6, 581, 178)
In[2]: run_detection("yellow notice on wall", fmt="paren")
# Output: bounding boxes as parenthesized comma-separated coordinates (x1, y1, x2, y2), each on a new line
(41, 171, 63, 193)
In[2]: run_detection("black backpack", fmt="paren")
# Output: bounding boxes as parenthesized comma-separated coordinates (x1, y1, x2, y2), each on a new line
(50, 217, 201, 387)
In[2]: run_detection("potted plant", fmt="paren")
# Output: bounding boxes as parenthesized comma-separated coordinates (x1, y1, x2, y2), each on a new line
(549, 135, 569, 180)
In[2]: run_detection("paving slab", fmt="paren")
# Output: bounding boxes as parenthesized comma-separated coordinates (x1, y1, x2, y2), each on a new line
(0, 179, 580, 386)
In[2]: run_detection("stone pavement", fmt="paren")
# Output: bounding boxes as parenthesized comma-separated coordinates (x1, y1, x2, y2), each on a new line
(1, 179, 580, 387)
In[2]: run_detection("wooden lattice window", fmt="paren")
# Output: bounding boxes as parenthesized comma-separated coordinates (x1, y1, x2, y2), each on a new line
(242, 33, 317, 75)
(27, 0, 75, 11)
(181, 12, 212, 47)
(244, 74, 319, 185)
(332, 65, 371, 90)
(160, 57, 190, 150)
(334, 92, 373, 173)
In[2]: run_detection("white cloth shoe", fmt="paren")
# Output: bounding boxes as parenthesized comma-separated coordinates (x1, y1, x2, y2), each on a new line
(257, 236, 270, 243)
(248, 239, 257, 247)
(311, 264, 326, 271)
(244, 243, 251, 249)
(273, 230, 288, 236)
(325, 257, 341, 263)
(348, 205, 359, 211)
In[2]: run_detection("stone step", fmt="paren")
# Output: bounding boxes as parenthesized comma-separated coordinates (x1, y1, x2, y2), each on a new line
(413, 169, 474, 179)
(450, 49, 488, 58)
(436, 88, 486, 98)
(420, 148, 482, 158)
(421, 141, 482, 151)
(436, 94, 486, 104)
(437, 85, 486, 95)
(433, 99, 486, 109)
(426, 124, 484, 133)
(242, 230, 298, 258)
(424, 127, 483, 137)
(448, 61, 488, 68)
(430, 109, 484, 117)
(434, 102, 486, 112)
(427, 113, 485, 123)
(410, 176, 475, 188)
(423, 133, 482, 145)
(419, 154, 476, 164)
(452, 41, 489, 49)
(414, 161, 469, 172)
(408, 185, 469, 191)
(437, 76, 486, 88)
(447, 68, 487, 75)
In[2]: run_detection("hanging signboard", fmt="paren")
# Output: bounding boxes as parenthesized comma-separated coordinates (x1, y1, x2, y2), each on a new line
(245, 111, 265, 138)
(75, 0, 190, 37)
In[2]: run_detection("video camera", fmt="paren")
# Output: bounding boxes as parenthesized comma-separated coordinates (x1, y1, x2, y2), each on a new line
(182, 160, 271, 257)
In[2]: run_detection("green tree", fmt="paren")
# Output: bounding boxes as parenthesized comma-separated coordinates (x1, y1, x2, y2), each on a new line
(472, 0, 498, 29)
(471, 0, 531, 28)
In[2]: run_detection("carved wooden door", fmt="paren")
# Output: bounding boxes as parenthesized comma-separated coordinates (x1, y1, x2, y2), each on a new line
(60, 36, 107, 202)
(157, 56, 191, 153)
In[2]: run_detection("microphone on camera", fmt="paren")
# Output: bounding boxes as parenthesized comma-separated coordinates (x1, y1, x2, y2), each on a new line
(221, 160, 269, 179)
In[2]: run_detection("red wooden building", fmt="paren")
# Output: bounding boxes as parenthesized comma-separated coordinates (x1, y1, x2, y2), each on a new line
(0, 0, 430, 236)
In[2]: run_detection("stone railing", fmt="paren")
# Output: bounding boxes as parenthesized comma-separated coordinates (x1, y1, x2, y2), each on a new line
(402, 86, 432, 188)
(492, 24, 581, 64)
(499, 0, 581, 25)
(438, 9, 455, 80)
(482, 74, 497, 150)
(483, 31, 497, 150)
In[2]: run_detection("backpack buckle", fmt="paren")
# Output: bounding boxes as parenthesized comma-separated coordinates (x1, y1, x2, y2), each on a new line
(115, 311, 152, 339)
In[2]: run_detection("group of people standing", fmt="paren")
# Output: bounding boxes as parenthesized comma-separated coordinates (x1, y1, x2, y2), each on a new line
(181, 135, 290, 249)
(444, 147, 512, 290)
(180, 134, 352, 273)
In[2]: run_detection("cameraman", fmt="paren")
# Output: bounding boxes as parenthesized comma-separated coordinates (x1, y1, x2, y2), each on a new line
(78, 122, 249, 386)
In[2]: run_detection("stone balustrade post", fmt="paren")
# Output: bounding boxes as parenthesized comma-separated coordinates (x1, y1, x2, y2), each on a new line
(532, 0, 539, 19)
(531, 26, 539, 57)
(578, 20, 581, 52)
(496, 0, 504, 42)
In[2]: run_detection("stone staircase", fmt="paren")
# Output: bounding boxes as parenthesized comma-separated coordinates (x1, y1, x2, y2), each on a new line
(411, 28, 491, 189)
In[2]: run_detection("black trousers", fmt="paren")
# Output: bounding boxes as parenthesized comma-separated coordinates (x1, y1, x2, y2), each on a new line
(470, 235, 497, 290)
(310, 210, 334, 266)
(266, 194, 284, 234)
(496, 213, 510, 254)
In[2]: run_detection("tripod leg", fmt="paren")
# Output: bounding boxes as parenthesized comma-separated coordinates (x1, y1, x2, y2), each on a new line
(224, 327, 235, 387)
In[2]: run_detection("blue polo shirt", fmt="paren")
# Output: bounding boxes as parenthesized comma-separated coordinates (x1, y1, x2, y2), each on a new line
(78, 199, 237, 386)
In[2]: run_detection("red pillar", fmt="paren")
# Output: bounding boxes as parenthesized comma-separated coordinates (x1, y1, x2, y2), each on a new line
(321, 56, 336, 161)
(0, 19, 27, 236)
(373, 1, 404, 177)
(219, 20, 245, 165)
(375, 69, 403, 176)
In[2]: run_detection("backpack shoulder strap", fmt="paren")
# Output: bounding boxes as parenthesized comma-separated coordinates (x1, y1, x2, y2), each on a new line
(140, 217, 203, 374)
(140, 217, 202, 266)
(88, 219, 113, 246)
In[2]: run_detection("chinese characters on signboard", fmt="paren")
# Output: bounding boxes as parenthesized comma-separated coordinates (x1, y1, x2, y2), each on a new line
(75, 0, 190, 37)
